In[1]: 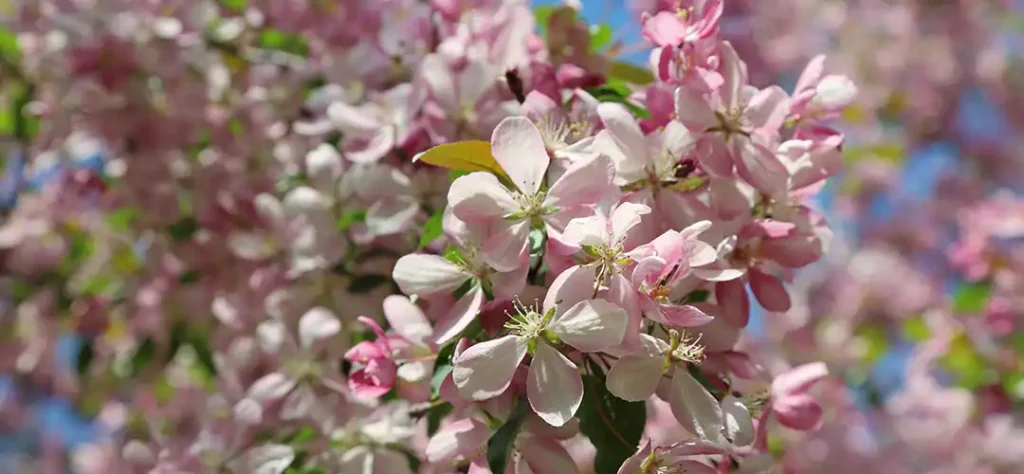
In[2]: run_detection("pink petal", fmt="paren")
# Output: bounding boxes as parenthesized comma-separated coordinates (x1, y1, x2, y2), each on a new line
(642, 11, 689, 46)
(610, 202, 651, 244)
(448, 172, 518, 221)
(606, 353, 665, 401)
(345, 340, 386, 363)
(481, 218, 531, 272)
(772, 393, 824, 431)
(745, 85, 790, 132)
(425, 418, 491, 463)
(549, 299, 628, 353)
(519, 435, 580, 474)
(748, 269, 791, 312)
(771, 361, 829, 397)
(491, 117, 550, 194)
(527, 343, 584, 427)
(348, 359, 398, 398)
(421, 54, 458, 111)
(298, 307, 341, 349)
(452, 335, 528, 400)
(717, 41, 746, 108)
(733, 137, 789, 195)
(458, 60, 496, 106)
(793, 55, 826, 94)
(597, 102, 649, 167)
(383, 295, 433, 346)
(433, 287, 486, 345)
(545, 155, 615, 208)
(714, 280, 750, 328)
(393, 254, 470, 296)
(544, 264, 599, 314)
(673, 87, 718, 131)
(667, 368, 724, 442)
(607, 273, 642, 351)
(657, 303, 714, 327)
(698, 135, 735, 177)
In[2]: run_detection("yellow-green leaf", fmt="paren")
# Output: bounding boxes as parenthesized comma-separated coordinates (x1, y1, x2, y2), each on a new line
(414, 141, 510, 182)
(609, 61, 655, 85)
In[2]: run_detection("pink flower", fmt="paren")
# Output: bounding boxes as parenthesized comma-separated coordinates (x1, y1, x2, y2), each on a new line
(448, 116, 615, 271)
(770, 362, 829, 431)
(626, 222, 719, 327)
(345, 316, 399, 398)
(327, 84, 423, 164)
(452, 291, 627, 426)
(673, 42, 791, 192)
(640, 0, 722, 47)
(790, 55, 858, 123)
(392, 210, 527, 344)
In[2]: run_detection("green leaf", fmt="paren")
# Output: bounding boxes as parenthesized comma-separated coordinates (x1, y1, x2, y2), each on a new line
(431, 341, 457, 396)
(348, 274, 391, 293)
(104, 207, 139, 232)
(853, 325, 888, 365)
(257, 29, 309, 56)
(168, 217, 199, 242)
(585, 85, 651, 119)
(941, 333, 991, 390)
(534, 6, 557, 31)
(414, 141, 512, 183)
(589, 24, 613, 52)
(0, 26, 20, 62)
(189, 335, 218, 377)
(529, 228, 545, 257)
(452, 278, 476, 301)
(337, 209, 367, 232)
(951, 281, 992, 315)
(900, 315, 931, 343)
(427, 402, 453, 436)
(76, 339, 95, 375)
(609, 61, 655, 85)
(283, 426, 318, 445)
(487, 397, 529, 474)
(129, 338, 157, 378)
(419, 206, 445, 249)
(679, 290, 710, 305)
(578, 363, 646, 474)
(218, 0, 248, 12)
(177, 269, 201, 285)
(449, 169, 471, 181)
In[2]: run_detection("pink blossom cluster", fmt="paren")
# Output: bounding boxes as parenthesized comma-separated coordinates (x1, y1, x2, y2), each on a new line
(0, 0, 862, 473)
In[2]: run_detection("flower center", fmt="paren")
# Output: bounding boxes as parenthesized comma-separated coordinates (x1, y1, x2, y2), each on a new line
(504, 299, 559, 348)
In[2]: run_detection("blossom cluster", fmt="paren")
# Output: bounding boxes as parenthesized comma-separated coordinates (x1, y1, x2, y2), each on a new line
(0, 0, 858, 473)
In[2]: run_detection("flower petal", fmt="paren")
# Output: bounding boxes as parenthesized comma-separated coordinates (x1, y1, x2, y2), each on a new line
(749, 269, 791, 312)
(393, 254, 470, 296)
(491, 117, 550, 194)
(425, 418, 491, 463)
(453, 335, 528, 400)
(481, 218, 531, 272)
(544, 154, 615, 208)
(721, 395, 755, 446)
(383, 295, 433, 345)
(527, 343, 584, 427)
(298, 307, 341, 349)
(549, 299, 627, 352)
(597, 102, 649, 167)
(433, 287, 486, 345)
(421, 54, 458, 111)
(606, 354, 666, 401)
(771, 361, 829, 397)
(673, 87, 718, 130)
(610, 202, 651, 244)
(668, 368, 724, 442)
(448, 172, 518, 221)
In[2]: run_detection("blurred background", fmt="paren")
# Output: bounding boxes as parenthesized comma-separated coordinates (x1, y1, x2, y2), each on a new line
(4, 0, 1024, 471)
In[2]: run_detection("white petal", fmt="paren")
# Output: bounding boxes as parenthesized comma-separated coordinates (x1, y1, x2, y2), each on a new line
(721, 395, 755, 447)
(421, 54, 457, 110)
(606, 354, 666, 402)
(432, 287, 485, 345)
(453, 335, 528, 400)
(298, 307, 341, 349)
(527, 343, 584, 427)
(238, 444, 294, 474)
(448, 172, 518, 221)
(562, 215, 609, 249)
(610, 202, 651, 243)
(597, 103, 648, 165)
(668, 368, 724, 442)
(425, 418, 490, 463)
(281, 385, 315, 420)
(459, 59, 496, 106)
(549, 299, 627, 353)
(256, 320, 286, 353)
(491, 117, 550, 194)
(247, 372, 298, 403)
(383, 295, 433, 345)
(392, 254, 470, 296)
